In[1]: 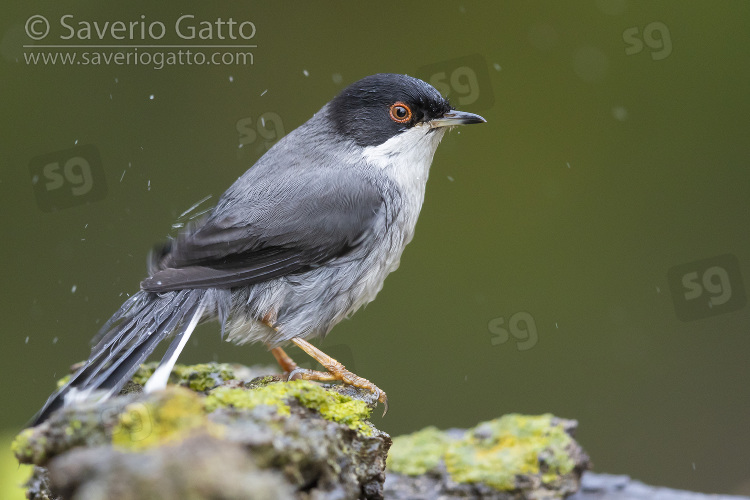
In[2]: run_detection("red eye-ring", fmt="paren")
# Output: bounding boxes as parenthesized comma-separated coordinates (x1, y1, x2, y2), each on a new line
(389, 102, 412, 123)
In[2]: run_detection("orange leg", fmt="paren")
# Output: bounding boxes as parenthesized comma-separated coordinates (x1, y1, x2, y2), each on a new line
(269, 346, 299, 374)
(263, 316, 388, 415)
(288, 337, 388, 415)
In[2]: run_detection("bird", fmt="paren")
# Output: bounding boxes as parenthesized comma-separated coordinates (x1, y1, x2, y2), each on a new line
(30, 73, 486, 426)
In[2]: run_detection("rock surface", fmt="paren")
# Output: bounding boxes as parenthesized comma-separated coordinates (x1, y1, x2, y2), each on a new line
(569, 473, 750, 500)
(15, 363, 390, 499)
(20, 362, 706, 500)
(384, 415, 590, 499)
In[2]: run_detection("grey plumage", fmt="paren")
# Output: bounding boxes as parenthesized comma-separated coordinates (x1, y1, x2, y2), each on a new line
(30, 74, 485, 426)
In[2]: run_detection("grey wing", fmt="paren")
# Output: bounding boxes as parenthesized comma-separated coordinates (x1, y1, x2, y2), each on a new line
(141, 168, 385, 292)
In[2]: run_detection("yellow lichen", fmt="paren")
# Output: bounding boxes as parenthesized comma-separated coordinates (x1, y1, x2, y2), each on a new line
(55, 374, 71, 389)
(205, 380, 373, 435)
(130, 362, 234, 391)
(112, 387, 221, 451)
(10, 428, 38, 463)
(387, 426, 451, 475)
(388, 414, 576, 492)
(446, 414, 575, 490)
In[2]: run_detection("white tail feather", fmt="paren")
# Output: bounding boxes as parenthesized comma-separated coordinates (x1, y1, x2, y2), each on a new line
(144, 302, 206, 393)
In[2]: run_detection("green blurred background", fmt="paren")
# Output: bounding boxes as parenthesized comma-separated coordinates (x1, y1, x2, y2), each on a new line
(2, 1, 749, 496)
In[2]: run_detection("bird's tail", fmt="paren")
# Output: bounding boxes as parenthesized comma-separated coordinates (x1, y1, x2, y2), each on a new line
(30, 289, 207, 426)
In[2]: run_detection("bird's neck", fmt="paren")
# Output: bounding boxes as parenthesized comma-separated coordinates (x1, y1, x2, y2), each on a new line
(361, 126, 445, 202)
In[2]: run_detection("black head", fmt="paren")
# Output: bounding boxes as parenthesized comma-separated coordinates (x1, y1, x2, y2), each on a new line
(327, 73, 460, 148)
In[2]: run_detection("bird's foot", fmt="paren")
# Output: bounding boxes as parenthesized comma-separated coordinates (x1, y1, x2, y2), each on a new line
(286, 365, 388, 416)
(268, 339, 388, 415)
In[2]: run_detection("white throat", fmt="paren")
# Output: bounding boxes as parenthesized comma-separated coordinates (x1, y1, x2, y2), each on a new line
(361, 124, 446, 199)
(361, 123, 447, 252)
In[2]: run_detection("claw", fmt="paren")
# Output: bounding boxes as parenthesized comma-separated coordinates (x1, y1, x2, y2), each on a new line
(272, 338, 390, 417)
(286, 368, 303, 381)
(369, 388, 388, 416)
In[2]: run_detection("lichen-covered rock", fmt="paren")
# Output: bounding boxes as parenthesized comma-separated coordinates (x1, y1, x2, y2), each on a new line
(385, 414, 590, 499)
(15, 363, 593, 499)
(47, 434, 294, 500)
(14, 363, 391, 500)
(130, 361, 237, 391)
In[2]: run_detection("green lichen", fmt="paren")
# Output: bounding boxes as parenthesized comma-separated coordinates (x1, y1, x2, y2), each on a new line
(11, 428, 42, 464)
(446, 414, 575, 490)
(64, 417, 83, 436)
(388, 414, 576, 492)
(206, 380, 373, 435)
(172, 363, 235, 391)
(206, 385, 292, 415)
(56, 374, 71, 389)
(130, 362, 234, 392)
(54, 360, 86, 388)
(246, 375, 278, 388)
(112, 387, 220, 451)
(387, 426, 452, 475)
(130, 363, 156, 387)
(296, 384, 372, 434)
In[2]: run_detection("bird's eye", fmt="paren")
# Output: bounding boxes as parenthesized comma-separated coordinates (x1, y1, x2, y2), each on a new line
(389, 102, 412, 123)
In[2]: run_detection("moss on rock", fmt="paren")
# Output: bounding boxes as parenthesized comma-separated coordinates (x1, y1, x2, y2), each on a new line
(15, 362, 591, 499)
(206, 379, 373, 435)
(388, 414, 584, 494)
(112, 387, 223, 451)
(15, 363, 391, 499)
(386, 426, 451, 475)
(130, 362, 235, 392)
(11, 428, 41, 464)
(445, 414, 576, 490)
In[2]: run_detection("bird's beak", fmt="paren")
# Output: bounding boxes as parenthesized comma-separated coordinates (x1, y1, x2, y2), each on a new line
(429, 109, 487, 128)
